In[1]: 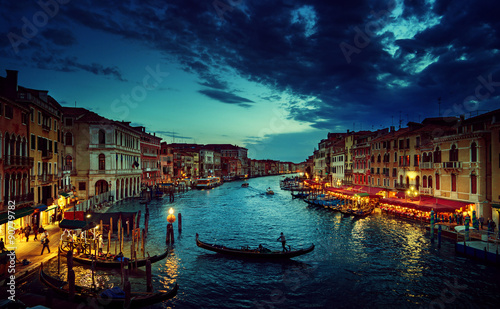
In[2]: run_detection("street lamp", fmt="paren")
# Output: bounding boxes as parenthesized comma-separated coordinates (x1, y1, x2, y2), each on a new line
(167, 207, 176, 223)
(406, 186, 418, 201)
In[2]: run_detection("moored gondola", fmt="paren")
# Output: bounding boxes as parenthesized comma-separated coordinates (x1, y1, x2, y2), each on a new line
(196, 234, 314, 259)
(71, 249, 169, 269)
(39, 263, 178, 308)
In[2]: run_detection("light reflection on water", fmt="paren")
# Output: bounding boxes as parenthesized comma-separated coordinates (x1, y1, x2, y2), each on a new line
(46, 175, 500, 308)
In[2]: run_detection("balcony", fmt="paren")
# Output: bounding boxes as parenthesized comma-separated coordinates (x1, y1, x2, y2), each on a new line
(38, 174, 53, 184)
(395, 183, 409, 190)
(4, 192, 34, 204)
(443, 161, 462, 169)
(420, 162, 433, 169)
(344, 169, 352, 175)
(42, 151, 53, 160)
(419, 187, 433, 195)
(42, 123, 50, 131)
(3, 156, 34, 168)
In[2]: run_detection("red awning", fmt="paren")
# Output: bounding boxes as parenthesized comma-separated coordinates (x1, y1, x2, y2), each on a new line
(396, 191, 406, 199)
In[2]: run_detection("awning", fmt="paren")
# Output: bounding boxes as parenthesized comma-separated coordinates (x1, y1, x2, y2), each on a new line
(59, 219, 96, 231)
(47, 205, 58, 211)
(60, 192, 70, 197)
(0, 207, 35, 225)
(396, 191, 406, 199)
(33, 204, 48, 212)
(492, 203, 500, 209)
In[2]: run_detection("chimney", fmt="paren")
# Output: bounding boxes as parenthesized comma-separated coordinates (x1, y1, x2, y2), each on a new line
(4, 70, 18, 100)
(390, 126, 395, 132)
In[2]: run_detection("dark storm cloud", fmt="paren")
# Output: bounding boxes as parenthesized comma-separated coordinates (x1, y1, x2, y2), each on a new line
(4, 0, 500, 131)
(41, 28, 76, 46)
(198, 89, 254, 107)
(29, 54, 127, 81)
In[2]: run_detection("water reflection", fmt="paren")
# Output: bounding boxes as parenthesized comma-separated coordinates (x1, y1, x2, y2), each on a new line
(44, 176, 500, 308)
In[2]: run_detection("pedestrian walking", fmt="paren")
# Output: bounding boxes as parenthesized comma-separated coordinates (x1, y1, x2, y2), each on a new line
(479, 216, 484, 230)
(33, 224, 39, 240)
(40, 236, 50, 254)
(38, 225, 45, 235)
(0, 238, 5, 251)
(24, 227, 30, 242)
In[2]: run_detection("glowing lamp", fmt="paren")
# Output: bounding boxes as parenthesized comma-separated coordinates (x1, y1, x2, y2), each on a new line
(167, 207, 176, 223)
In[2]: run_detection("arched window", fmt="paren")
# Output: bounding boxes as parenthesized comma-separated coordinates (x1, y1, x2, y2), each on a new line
(428, 176, 433, 188)
(65, 132, 73, 146)
(435, 173, 440, 190)
(423, 175, 427, 188)
(98, 130, 106, 144)
(98, 154, 105, 170)
(65, 155, 73, 169)
(371, 155, 374, 163)
(471, 174, 477, 194)
(451, 173, 457, 192)
(377, 154, 381, 163)
(470, 142, 477, 162)
(434, 147, 441, 163)
(449, 144, 458, 161)
(415, 176, 420, 190)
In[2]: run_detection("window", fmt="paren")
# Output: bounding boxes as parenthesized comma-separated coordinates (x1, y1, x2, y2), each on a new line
(65, 132, 73, 146)
(38, 111, 42, 125)
(22, 113, 27, 125)
(30, 108, 34, 122)
(98, 154, 105, 170)
(451, 174, 457, 192)
(449, 144, 458, 162)
(98, 130, 106, 144)
(406, 138, 410, 149)
(428, 176, 433, 188)
(471, 174, 477, 194)
(65, 155, 73, 169)
(54, 141, 58, 154)
(31, 134, 36, 150)
(423, 176, 427, 188)
(79, 182, 86, 191)
(470, 142, 477, 162)
(394, 152, 397, 162)
(435, 174, 440, 190)
(416, 136, 420, 148)
(377, 154, 381, 163)
(414, 154, 419, 166)
(4, 105, 13, 119)
(434, 147, 441, 163)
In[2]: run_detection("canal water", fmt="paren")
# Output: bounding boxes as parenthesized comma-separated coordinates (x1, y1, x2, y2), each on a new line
(46, 175, 500, 308)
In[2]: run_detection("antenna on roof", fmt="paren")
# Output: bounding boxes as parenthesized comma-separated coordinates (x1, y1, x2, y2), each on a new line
(399, 111, 402, 129)
(438, 97, 441, 117)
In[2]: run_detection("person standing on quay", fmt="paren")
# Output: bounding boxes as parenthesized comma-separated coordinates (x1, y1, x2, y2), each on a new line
(479, 216, 484, 230)
(277, 232, 288, 252)
(24, 226, 30, 242)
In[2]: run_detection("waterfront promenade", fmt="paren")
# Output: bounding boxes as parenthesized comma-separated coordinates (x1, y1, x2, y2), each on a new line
(1, 223, 62, 286)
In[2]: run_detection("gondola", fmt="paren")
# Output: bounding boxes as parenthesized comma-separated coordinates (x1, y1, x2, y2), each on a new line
(39, 263, 178, 308)
(72, 249, 169, 269)
(196, 234, 314, 259)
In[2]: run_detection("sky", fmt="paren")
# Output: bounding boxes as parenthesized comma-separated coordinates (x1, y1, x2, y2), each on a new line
(1, 0, 500, 163)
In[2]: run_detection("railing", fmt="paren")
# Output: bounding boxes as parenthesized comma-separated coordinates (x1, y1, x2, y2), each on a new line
(38, 174, 53, 183)
(419, 187, 433, 195)
(42, 151, 53, 160)
(3, 156, 34, 168)
(42, 123, 50, 131)
(4, 192, 34, 203)
(395, 183, 409, 189)
(443, 161, 462, 169)
(420, 162, 433, 169)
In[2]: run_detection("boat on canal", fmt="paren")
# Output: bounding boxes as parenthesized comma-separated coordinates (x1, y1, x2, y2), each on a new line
(195, 234, 314, 259)
(71, 249, 170, 269)
(241, 183, 249, 187)
(195, 177, 221, 189)
(39, 263, 179, 308)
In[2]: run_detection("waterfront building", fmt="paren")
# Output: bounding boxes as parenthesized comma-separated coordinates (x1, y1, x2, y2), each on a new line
(205, 144, 248, 177)
(352, 132, 374, 186)
(61, 107, 141, 203)
(160, 142, 174, 183)
(199, 148, 214, 177)
(132, 126, 161, 187)
(0, 92, 33, 238)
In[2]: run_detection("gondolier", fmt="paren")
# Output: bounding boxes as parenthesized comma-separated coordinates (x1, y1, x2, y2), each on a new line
(277, 232, 288, 252)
